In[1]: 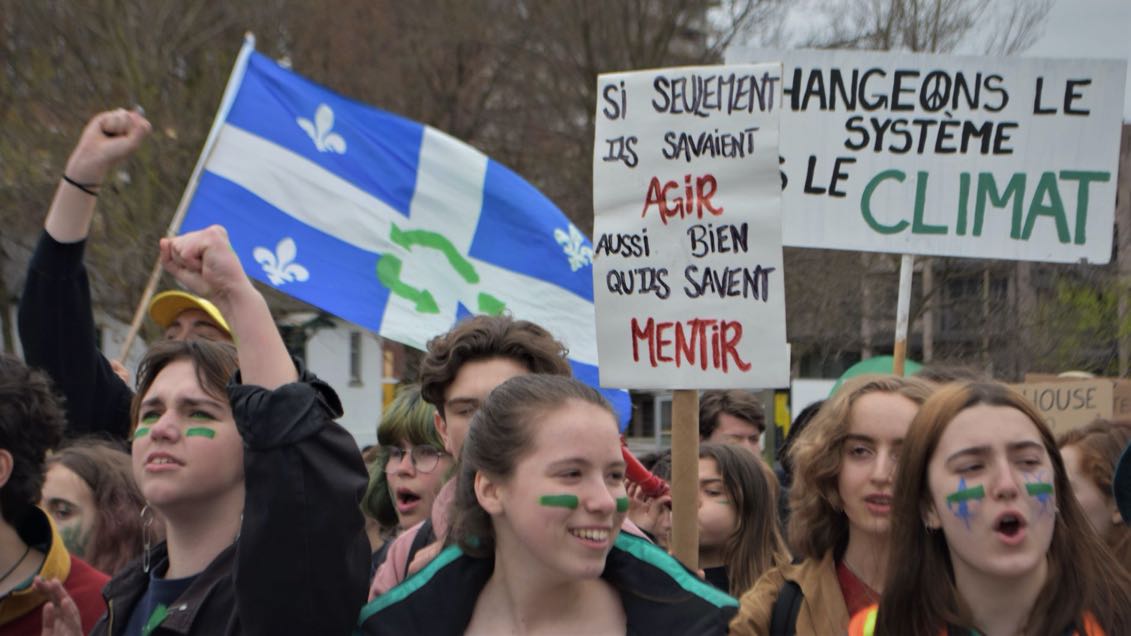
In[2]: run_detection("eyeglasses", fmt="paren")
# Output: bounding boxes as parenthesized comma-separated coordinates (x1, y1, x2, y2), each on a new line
(385, 445, 448, 473)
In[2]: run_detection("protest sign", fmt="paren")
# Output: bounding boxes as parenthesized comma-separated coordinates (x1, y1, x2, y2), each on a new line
(1011, 379, 1114, 435)
(592, 64, 791, 389)
(1025, 373, 1131, 419)
(726, 47, 1127, 264)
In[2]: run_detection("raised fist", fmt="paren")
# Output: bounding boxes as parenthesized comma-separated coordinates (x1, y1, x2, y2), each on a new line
(160, 225, 252, 304)
(64, 108, 151, 185)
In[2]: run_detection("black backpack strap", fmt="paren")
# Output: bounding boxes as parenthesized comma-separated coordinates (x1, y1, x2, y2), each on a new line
(403, 517, 437, 580)
(369, 540, 393, 582)
(769, 579, 803, 636)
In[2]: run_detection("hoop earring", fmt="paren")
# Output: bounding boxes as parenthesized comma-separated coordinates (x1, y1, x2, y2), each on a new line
(141, 504, 154, 574)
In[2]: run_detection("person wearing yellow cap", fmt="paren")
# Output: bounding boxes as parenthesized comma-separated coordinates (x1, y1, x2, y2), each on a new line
(148, 290, 232, 341)
(19, 109, 232, 442)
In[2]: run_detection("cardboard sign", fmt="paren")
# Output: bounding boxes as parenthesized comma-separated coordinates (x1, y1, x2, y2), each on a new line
(592, 64, 790, 389)
(1024, 373, 1131, 419)
(1010, 380, 1114, 436)
(726, 47, 1127, 264)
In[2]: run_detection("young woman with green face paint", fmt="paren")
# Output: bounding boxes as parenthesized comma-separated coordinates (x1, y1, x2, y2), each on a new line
(43, 440, 161, 576)
(359, 375, 739, 635)
(854, 382, 1131, 636)
(38, 225, 371, 636)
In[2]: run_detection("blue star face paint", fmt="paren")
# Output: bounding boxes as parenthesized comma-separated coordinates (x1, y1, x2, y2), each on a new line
(1024, 471, 1054, 515)
(946, 478, 985, 529)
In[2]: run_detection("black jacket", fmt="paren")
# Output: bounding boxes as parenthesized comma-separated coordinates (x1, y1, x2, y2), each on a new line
(91, 367, 370, 636)
(359, 532, 738, 635)
(19, 231, 133, 439)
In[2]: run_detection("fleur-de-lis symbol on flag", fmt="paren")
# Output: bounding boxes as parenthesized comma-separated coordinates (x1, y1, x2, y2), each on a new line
(553, 224, 593, 272)
(297, 104, 347, 154)
(254, 237, 310, 286)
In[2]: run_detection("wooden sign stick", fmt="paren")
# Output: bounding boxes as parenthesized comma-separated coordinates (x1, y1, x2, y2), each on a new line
(669, 389, 700, 570)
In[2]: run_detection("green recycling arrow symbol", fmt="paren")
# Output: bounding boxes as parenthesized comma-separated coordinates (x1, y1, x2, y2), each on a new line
(376, 223, 506, 316)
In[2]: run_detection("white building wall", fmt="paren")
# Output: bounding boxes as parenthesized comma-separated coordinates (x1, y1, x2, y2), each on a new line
(97, 312, 147, 385)
(302, 322, 384, 449)
(6, 305, 145, 382)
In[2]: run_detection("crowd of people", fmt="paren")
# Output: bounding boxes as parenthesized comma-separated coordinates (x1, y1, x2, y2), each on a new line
(3, 108, 1131, 635)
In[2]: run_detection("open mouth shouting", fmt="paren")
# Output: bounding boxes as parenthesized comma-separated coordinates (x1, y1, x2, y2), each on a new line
(395, 488, 422, 514)
(993, 510, 1028, 546)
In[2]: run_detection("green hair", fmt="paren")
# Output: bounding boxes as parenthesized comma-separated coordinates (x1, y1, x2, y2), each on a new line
(361, 384, 442, 528)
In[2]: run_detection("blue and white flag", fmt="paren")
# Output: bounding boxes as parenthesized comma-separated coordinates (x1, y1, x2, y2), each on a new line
(180, 38, 630, 424)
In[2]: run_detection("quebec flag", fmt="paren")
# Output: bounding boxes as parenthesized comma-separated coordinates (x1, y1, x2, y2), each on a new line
(180, 37, 630, 424)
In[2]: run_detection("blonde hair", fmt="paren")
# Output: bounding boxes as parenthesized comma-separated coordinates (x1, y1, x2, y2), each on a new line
(786, 374, 935, 558)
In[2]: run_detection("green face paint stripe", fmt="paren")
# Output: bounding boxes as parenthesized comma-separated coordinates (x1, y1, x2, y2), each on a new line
(616, 497, 629, 512)
(59, 524, 90, 558)
(185, 427, 216, 439)
(946, 484, 985, 505)
(539, 494, 579, 509)
(133, 427, 151, 439)
(1026, 482, 1053, 496)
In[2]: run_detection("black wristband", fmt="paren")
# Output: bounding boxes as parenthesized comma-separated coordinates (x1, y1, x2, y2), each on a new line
(62, 174, 100, 197)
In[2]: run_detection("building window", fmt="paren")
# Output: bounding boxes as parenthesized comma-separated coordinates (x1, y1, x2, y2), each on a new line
(349, 331, 363, 387)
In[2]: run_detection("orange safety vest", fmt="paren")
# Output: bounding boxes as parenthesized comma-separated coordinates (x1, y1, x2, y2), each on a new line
(847, 604, 1105, 636)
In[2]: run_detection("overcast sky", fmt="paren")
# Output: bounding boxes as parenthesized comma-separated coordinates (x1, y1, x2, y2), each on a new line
(756, 0, 1130, 120)
(1006, 0, 1130, 120)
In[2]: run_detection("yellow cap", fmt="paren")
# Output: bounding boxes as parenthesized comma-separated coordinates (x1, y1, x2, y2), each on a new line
(148, 290, 232, 338)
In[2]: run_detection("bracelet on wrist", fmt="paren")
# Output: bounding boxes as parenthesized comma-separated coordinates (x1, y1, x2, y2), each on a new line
(62, 174, 100, 197)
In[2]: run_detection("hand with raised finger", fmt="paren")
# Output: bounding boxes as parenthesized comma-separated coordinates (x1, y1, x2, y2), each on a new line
(64, 108, 152, 186)
(626, 481, 651, 505)
(35, 577, 83, 636)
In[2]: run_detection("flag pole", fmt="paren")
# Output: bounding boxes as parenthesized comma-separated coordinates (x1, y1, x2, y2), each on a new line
(117, 33, 258, 363)
(892, 254, 915, 376)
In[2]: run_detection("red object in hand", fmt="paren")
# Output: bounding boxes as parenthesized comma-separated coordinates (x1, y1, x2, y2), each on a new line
(621, 443, 670, 498)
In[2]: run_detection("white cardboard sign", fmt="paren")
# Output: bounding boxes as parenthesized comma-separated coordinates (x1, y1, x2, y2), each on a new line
(592, 64, 791, 389)
(726, 48, 1127, 264)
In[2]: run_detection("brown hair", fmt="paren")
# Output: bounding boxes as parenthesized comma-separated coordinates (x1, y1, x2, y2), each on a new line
(877, 382, 1131, 635)
(699, 390, 765, 438)
(1058, 418, 1131, 567)
(449, 375, 615, 557)
(47, 439, 164, 575)
(786, 375, 935, 559)
(130, 339, 239, 427)
(699, 443, 788, 597)
(0, 354, 65, 527)
(418, 315, 571, 418)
